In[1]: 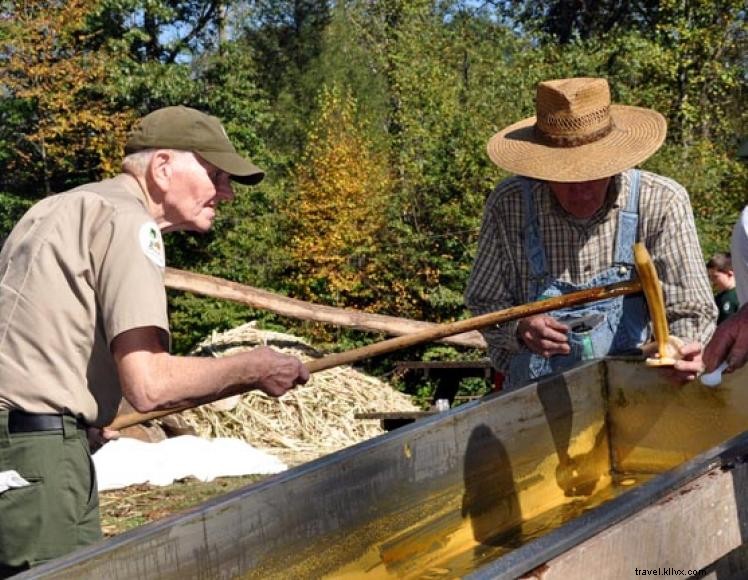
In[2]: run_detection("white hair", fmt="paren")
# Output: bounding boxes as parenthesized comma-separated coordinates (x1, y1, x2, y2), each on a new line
(122, 149, 196, 177)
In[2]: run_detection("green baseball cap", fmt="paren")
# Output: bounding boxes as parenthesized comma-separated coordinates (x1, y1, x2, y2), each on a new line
(125, 106, 265, 185)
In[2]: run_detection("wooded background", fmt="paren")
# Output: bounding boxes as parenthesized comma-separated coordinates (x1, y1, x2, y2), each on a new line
(1, 1, 745, 369)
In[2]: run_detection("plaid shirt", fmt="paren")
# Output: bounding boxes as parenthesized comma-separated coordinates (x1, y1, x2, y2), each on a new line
(465, 171, 717, 372)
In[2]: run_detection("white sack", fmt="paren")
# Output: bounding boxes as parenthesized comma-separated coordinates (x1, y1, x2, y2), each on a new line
(94, 435, 287, 491)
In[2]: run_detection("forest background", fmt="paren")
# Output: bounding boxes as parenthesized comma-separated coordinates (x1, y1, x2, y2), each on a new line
(0, 0, 746, 399)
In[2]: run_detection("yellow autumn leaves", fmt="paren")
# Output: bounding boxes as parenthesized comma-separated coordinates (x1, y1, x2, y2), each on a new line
(288, 86, 394, 312)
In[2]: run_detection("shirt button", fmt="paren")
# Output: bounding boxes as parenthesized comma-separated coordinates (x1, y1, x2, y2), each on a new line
(618, 266, 628, 275)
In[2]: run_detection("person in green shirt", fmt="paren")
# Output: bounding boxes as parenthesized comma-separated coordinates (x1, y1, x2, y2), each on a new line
(707, 252, 740, 324)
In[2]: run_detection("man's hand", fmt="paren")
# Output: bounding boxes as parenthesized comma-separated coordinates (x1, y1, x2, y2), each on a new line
(703, 305, 748, 373)
(668, 341, 705, 384)
(642, 337, 703, 385)
(113, 327, 311, 413)
(517, 315, 570, 357)
(87, 426, 120, 453)
(252, 346, 310, 397)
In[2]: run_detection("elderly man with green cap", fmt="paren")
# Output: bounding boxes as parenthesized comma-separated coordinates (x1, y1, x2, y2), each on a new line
(466, 77, 717, 389)
(0, 106, 309, 575)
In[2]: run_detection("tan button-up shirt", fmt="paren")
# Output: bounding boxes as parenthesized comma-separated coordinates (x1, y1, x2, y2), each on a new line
(465, 171, 717, 373)
(0, 174, 169, 426)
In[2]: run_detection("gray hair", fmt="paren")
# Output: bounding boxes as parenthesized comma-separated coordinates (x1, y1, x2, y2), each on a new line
(122, 149, 195, 177)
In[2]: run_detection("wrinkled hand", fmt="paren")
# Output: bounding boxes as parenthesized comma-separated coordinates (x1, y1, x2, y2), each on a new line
(87, 426, 120, 453)
(253, 346, 310, 397)
(517, 315, 570, 357)
(641, 336, 704, 385)
(703, 305, 748, 374)
(640, 335, 684, 360)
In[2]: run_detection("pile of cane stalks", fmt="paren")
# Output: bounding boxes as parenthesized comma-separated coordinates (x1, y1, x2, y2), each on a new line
(180, 322, 419, 466)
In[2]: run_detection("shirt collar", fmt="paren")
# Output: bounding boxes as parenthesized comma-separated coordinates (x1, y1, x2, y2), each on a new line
(115, 173, 152, 211)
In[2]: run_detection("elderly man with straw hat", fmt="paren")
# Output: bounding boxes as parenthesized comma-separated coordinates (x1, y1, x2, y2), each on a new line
(465, 77, 717, 389)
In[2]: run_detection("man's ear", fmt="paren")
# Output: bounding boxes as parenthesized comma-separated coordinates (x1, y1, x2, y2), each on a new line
(147, 150, 173, 194)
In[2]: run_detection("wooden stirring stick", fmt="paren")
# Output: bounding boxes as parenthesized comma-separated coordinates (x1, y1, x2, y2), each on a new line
(633, 242, 676, 367)
(109, 278, 642, 431)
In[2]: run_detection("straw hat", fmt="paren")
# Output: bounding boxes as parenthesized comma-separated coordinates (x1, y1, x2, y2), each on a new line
(486, 77, 666, 182)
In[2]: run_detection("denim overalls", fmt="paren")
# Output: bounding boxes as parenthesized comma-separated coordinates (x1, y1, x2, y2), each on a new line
(507, 170, 650, 388)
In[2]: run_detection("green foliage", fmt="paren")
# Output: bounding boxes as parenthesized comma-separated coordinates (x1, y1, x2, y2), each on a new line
(459, 377, 491, 399)
(240, 0, 333, 159)
(1, 0, 745, 365)
(646, 141, 748, 258)
(0, 0, 135, 196)
(0, 193, 32, 242)
(310, 2, 391, 149)
(155, 42, 282, 285)
(285, 84, 390, 321)
(93, 0, 227, 63)
(167, 294, 255, 354)
(338, 1, 540, 322)
(500, 0, 661, 43)
(147, 44, 293, 346)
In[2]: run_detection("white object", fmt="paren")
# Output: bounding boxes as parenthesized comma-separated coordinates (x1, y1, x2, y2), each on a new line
(435, 399, 450, 412)
(700, 361, 729, 387)
(93, 435, 287, 491)
(208, 394, 242, 412)
(0, 470, 30, 495)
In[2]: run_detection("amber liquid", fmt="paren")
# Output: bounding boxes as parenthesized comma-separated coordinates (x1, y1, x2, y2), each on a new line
(327, 472, 656, 579)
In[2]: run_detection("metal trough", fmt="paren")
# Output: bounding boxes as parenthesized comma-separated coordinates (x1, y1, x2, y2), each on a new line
(16, 359, 748, 579)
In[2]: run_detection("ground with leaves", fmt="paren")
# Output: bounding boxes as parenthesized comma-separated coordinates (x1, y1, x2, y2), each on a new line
(99, 475, 266, 537)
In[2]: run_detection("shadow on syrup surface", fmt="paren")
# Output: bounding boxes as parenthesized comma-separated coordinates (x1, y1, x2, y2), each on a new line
(249, 364, 748, 580)
(326, 471, 657, 579)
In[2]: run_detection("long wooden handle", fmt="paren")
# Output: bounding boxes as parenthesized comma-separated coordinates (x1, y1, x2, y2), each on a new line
(109, 278, 642, 431)
(633, 243, 672, 364)
(165, 268, 485, 349)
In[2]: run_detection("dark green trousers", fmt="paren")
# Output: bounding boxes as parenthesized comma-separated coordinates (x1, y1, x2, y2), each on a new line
(0, 411, 102, 578)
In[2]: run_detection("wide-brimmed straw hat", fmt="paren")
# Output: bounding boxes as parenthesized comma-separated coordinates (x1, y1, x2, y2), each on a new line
(486, 77, 666, 182)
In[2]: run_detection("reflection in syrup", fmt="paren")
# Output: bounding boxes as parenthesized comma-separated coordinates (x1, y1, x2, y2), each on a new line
(327, 472, 656, 579)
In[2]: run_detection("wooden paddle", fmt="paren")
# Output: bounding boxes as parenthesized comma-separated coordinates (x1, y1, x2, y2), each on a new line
(633, 243, 676, 367)
(109, 277, 643, 431)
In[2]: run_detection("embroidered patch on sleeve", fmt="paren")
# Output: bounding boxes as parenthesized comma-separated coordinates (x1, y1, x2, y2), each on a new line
(139, 222, 165, 268)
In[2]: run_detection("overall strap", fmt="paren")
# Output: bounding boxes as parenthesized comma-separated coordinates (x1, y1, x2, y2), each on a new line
(520, 178, 548, 297)
(613, 169, 641, 266)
